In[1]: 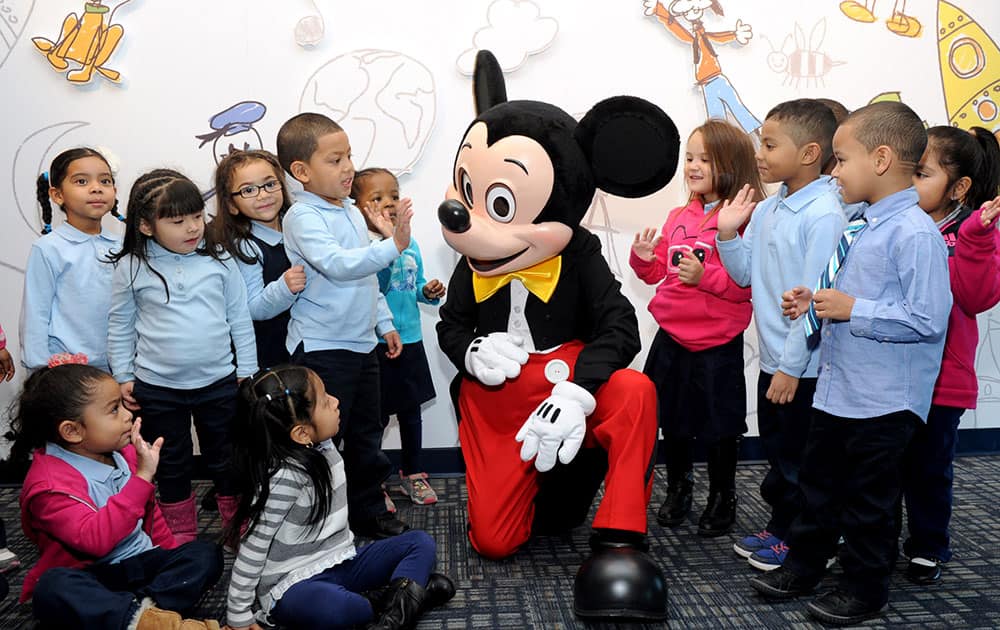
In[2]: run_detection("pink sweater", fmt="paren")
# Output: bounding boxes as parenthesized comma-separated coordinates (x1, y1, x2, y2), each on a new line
(934, 206, 1000, 409)
(630, 198, 752, 351)
(19, 444, 177, 602)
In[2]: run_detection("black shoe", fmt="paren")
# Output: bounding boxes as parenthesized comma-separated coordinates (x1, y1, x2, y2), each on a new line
(354, 512, 411, 539)
(656, 474, 693, 527)
(574, 531, 668, 621)
(365, 577, 426, 630)
(423, 573, 456, 609)
(806, 589, 885, 626)
(906, 557, 942, 585)
(749, 567, 820, 600)
(697, 490, 737, 537)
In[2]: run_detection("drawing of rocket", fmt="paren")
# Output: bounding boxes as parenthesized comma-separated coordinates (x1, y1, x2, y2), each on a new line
(937, 0, 1000, 131)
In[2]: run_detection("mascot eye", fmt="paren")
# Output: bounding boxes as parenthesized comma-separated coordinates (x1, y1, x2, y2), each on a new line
(460, 169, 474, 208)
(485, 184, 516, 223)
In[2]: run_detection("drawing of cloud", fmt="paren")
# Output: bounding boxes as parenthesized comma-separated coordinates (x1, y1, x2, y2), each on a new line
(456, 0, 558, 75)
(0, 0, 35, 71)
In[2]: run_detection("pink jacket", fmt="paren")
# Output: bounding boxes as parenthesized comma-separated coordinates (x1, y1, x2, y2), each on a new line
(934, 206, 1000, 409)
(19, 444, 177, 602)
(630, 198, 752, 351)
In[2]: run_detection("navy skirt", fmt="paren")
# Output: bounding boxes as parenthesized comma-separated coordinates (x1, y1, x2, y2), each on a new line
(376, 340, 436, 415)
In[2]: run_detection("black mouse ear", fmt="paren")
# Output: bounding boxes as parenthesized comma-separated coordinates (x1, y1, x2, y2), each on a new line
(473, 50, 508, 115)
(575, 96, 680, 198)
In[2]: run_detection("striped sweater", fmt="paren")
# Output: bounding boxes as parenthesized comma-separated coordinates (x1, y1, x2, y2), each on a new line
(226, 441, 356, 627)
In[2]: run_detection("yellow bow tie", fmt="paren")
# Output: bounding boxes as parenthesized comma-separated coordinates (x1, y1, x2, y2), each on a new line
(472, 256, 562, 304)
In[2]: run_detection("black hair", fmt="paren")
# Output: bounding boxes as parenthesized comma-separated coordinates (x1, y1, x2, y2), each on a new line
(36, 148, 125, 235)
(6, 364, 113, 464)
(351, 167, 397, 200)
(276, 113, 344, 179)
(225, 365, 333, 547)
(206, 150, 293, 265)
(925, 126, 1000, 211)
(766, 99, 838, 169)
(845, 101, 927, 169)
(814, 98, 850, 125)
(108, 169, 222, 300)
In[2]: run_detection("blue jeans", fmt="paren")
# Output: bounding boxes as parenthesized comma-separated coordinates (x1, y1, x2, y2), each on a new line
(33, 541, 223, 629)
(901, 405, 964, 562)
(271, 529, 436, 629)
(702, 74, 761, 133)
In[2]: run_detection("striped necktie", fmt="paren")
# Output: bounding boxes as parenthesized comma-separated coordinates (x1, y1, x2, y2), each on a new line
(804, 218, 867, 346)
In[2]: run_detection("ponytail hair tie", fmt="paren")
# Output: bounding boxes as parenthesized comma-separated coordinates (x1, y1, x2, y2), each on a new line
(48, 352, 89, 368)
(285, 388, 291, 396)
(42, 223, 53, 234)
(42, 171, 49, 184)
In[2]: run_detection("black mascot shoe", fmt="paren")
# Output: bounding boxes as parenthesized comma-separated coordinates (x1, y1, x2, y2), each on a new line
(573, 529, 668, 621)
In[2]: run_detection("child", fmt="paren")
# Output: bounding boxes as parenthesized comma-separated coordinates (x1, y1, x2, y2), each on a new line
(901, 126, 1000, 583)
(225, 365, 454, 630)
(352, 168, 446, 505)
(10, 359, 223, 629)
(107, 169, 258, 543)
(0, 322, 17, 601)
(751, 102, 952, 626)
(815, 98, 866, 222)
(19, 147, 125, 372)
(276, 113, 413, 539)
(0, 323, 14, 382)
(716, 100, 846, 570)
(630, 119, 762, 537)
(207, 149, 306, 369)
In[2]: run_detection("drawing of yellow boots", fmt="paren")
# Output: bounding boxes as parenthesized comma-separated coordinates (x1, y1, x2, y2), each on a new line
(839, 0, 922, 38)
(32, 2, 124, 83)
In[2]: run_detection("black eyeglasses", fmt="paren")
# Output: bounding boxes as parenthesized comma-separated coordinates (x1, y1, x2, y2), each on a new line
(231, 180, 282, 199)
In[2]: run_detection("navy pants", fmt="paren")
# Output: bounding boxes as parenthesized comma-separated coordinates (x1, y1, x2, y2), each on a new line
(271, 529, 436, 629)
(293, 347, 394, 522)
(33, 541, 223, 630)
(756, 371, 817, 539)
(900, 405, 964, 562)
(133, 374, 238, 503)
(784, 409, 917, 607)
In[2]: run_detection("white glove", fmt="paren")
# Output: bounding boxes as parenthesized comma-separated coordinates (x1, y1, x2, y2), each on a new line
(516, 381, 596, 472)
(735, 19, 753, 44)
(642, 0, 663, 16)
(464, 332, 529, 386)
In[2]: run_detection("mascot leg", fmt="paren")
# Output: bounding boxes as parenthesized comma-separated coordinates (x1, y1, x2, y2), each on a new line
(573, 369, 668, 621)
(532, 447, 608, 536)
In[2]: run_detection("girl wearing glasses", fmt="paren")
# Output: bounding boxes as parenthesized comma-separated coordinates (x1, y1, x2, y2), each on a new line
(208, 150, 306, 369)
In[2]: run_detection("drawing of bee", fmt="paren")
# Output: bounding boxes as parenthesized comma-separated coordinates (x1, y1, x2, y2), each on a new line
(763, 19, 845, 88)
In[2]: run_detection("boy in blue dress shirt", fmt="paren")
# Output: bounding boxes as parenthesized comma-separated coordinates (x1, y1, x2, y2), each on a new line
(716, 99, 846, 571)
(749, 101, 951, 625)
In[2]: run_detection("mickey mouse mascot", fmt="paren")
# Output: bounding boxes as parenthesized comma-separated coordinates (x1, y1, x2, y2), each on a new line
(436, 51, 680, 620)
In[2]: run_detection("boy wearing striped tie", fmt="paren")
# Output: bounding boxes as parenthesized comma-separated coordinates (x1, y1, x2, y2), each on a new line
(749, 101, 952, 626)
(716, 99, 846, 571)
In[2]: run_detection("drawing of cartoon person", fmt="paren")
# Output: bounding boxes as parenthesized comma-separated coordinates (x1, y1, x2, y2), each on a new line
(644, 0, 760, 134)
(839, 1, 922, 38)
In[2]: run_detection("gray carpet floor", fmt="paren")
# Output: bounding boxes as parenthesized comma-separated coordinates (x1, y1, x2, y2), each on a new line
(2, 457, 999, 628)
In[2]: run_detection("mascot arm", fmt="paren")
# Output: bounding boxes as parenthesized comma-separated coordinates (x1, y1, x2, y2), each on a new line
(436, 258, 484, 374)
(516, 380, 596, 472)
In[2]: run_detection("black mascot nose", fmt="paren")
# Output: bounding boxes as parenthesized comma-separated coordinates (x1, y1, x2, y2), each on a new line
(438, 199, 471, 234)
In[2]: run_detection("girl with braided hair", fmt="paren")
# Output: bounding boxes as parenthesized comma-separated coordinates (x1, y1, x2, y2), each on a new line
(107, 169, 258, 544)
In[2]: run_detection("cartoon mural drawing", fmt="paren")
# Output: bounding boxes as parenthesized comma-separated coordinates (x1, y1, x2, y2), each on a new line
(973, 311, 1000, 427)
(937, 0, 1000, 132)
(456, 0, 558, 76)
(31, 0, 134, 84)
(0, 0, 35, 71)
(11, 120, 90, 236)
(763, 19, 844, 88)
(581, 192, 626, 279)
(644, 0, 760, 135)
(839, 0, 922, 38)
(294, 0, 324, 48)
(300, 49, 436, 176)
(194, 101, 266, 200)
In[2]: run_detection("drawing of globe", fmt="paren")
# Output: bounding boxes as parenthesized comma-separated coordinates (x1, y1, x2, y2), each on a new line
(299, 49, 436, 176)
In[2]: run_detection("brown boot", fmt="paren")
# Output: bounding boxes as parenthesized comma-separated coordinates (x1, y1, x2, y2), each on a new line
(131, 600, 221, 630)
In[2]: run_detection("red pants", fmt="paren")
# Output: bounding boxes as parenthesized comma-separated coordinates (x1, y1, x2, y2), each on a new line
(459, 341, 658, 559)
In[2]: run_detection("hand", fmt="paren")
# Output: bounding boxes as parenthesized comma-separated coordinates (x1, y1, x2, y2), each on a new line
(766, 370, 799, 405)
(813, 288, 855, 321)
(283, 265, 306, 293)
(981, 195, 1000, 228)
(642, 0, 663, 16)
(677, 249, 705, 285)
(130, 418, 164, 482)
(516, 381, 596, 472)
(384, 331, 403, 359)
(0, 348, 14, 382)
(781, 286, 813, 320)
(362, 201, 393, 238)
(121, 381, 141, 411)
(631, 228, 661, 262)
(716, 184, 757, 240)
(464, 332, 529, 386)
(735, 18, 753, 44)
(392, 199, 414, 253)
(422, 279, 446, 300)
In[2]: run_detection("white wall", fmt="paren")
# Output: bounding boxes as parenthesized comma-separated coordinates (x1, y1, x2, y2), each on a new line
(2, 0, 999, 457)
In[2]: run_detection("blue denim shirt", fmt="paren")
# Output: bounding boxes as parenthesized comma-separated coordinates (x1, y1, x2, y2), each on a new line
(717, 177, 846, 378)
(282, 191, 398, 354)
(813, 187, 951, 422)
